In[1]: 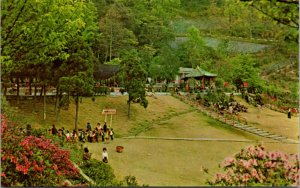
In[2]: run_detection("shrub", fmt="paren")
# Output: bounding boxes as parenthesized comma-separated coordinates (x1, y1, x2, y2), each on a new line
(1, 115, 80, 187)
(122, 175, 139, 186)
(206, 144, 299, 186)
(80, 159, 117, 186)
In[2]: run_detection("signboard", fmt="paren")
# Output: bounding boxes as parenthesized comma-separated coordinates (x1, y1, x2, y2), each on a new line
(102, 109, 116, 115)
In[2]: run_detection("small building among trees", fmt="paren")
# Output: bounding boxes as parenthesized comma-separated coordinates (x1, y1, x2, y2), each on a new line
(178, 66, 217, 91)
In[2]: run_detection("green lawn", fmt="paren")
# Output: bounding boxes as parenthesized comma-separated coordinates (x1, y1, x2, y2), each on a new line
(9, 95, 299, 186)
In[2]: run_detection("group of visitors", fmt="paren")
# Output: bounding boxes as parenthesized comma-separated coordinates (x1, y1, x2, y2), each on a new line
(213, 101, 248, 115)
(49, 122, 114, 144)
(81, 122, 114, 143)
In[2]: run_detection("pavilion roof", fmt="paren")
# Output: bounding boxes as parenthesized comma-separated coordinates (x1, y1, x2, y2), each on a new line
(182, 66, 217, 79)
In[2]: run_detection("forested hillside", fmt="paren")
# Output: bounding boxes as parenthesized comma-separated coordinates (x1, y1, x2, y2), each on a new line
(175, 0, 298, 107)
(1, 0, 298, 110)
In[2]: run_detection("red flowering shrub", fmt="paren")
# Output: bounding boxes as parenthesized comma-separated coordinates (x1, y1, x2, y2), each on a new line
(1, 114, 8, 135)
(207, 144, 299, 186)
(1, 114, 80, 186)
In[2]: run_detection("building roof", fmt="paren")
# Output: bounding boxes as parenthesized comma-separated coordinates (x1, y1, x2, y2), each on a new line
(182, 66, 217, 79)
(179, 67, 194, 74)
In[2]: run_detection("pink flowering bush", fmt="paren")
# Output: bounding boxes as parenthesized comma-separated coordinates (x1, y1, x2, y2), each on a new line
(206, 144, 299, 186)
(1, 114, 80, 186)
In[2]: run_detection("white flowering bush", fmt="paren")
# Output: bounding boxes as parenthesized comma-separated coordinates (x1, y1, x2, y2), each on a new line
(206, 144, 299, 186)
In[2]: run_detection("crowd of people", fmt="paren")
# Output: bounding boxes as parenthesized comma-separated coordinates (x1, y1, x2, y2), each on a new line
(49, 122, 113, 164)
(49, 122, 114, 144)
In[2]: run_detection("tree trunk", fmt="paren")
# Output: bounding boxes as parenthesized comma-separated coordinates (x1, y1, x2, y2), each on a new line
(16, 77, 20, 105)
(127, 100, 131, 119)
(33, 84, 37, 111)
(29, 78, 32, 95)
(43, 84, 47, 120)
(55, 90, 62, 122)
(54, 84, 59, 110)
(40, 85, 43, 97)
(3, 84, 7, 96)
(109, 24, 113, 61)
(75, 94, 79, 133)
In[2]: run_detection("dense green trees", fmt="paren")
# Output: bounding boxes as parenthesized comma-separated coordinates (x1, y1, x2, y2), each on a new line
(1, 0, 99, 128)
(1, 0, 298, 115)
(121, 50, 148, 118)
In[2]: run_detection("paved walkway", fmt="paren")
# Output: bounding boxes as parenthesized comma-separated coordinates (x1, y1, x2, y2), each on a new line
(121, 136, 298, 144)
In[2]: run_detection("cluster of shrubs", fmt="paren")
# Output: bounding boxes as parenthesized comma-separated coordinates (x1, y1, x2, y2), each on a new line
(0, 114, 141, 187)
(196, 90, 248, 115)
(205, 144, 299, 186)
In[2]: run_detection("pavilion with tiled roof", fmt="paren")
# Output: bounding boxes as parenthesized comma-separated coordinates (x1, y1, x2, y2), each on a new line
(180, 66, 217, 90)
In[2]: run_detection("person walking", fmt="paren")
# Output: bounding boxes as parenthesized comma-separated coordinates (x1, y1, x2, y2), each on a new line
(101, 129, 105, 142)
(102, 147, 108, 163)
(287, 108, 292, 119)
(86, 122, 92, 131)
(103, 122, 107, 133)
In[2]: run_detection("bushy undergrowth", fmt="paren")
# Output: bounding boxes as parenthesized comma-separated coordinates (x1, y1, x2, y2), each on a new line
(1, 114, 81, 186)
(205, 144, 299, 186)
(1, 113, 142, 186)
(80, 159, 117, 186)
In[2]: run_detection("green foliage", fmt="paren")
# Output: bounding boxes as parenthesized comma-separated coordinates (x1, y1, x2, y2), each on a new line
(228, 54, 262, 90)
(80, 159, 116, 186)
(1, 0, 99, 77)
(149, 45, 180, 83)
(178, 26, 218, 68)
(241, 0, 298, 30)
(122, 175, 139, 186)
(94, 86, 111, 95)
(1, 95, 10, 115)
(121, 49, 148, 117)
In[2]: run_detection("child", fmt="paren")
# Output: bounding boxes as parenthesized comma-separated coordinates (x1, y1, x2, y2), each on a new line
(83, 147, 91, 161)
(102, 147, 108, 163)
(110, 128, 114, 141)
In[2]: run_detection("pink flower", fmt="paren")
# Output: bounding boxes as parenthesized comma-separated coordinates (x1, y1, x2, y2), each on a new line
(251, 169, 258, 177)
(264, 161, 272, 168)
(224, 157, 235, 167)
(52, 164, 58, 171)
(257, 150, 266, 159)
(242, 174, 250, 182)
(249, 159, 258, 166)
(241, 160, 251, 170)
(1, 172, 6, 177)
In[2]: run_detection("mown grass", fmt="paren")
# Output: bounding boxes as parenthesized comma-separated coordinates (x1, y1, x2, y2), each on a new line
(6, 95, 298, 186)
(8, 95, 192, 137)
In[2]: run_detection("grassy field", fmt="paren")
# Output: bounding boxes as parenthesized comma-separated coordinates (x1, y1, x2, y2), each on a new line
(9, 95, 191, 137)
(8, 95, 299, 186)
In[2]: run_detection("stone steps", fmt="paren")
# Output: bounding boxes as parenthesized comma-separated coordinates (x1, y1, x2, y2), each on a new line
(175, 95, 299, 144)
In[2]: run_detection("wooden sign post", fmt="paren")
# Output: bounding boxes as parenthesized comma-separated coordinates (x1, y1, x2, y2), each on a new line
(102, 109, 116, 128)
